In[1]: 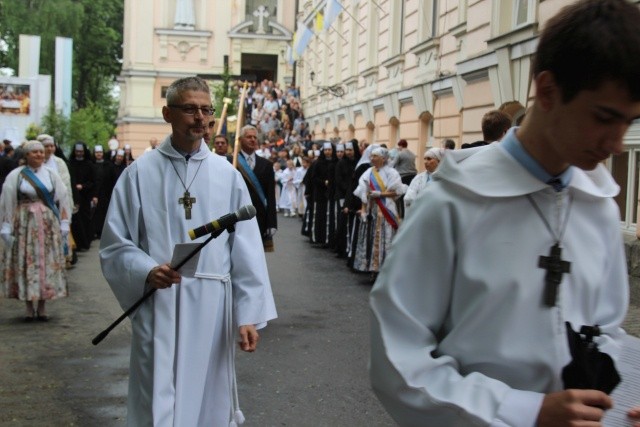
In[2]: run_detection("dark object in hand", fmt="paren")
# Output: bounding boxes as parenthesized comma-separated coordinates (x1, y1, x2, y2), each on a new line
(561, 322, 620, 394)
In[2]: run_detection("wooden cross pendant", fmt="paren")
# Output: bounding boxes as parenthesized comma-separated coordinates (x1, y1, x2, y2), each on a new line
(178, 190, 196, 220)
(538, 243, 571, 307)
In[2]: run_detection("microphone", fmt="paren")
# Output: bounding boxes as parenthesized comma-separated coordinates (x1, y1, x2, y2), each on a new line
(188, 205, 257, 240)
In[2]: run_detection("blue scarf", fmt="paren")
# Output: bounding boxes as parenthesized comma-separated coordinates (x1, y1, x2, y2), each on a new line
(20, 167, 60, 220)
(237, 155, 267, 207)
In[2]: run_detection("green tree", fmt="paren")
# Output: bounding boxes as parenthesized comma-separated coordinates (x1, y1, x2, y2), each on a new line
(24, 122, 43, 140)
(0, 0, 122, 111)
(73, 0, 123, 110)
(68, 103, 115, 149)
(0, 0, 83, 77)
(211, 66, 240, 118)
(41, 103, 70, 149)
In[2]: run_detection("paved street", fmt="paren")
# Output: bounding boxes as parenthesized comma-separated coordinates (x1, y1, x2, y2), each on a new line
(0, 213, 639, 426)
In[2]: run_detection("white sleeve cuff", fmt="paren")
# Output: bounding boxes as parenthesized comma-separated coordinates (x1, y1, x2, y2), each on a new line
(492, 389, 544, 427)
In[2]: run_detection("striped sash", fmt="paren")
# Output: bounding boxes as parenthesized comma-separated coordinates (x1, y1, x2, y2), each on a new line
(237, 155, 267, 207)
(369, 169, 399, 230)
(20, 167, 60, 220)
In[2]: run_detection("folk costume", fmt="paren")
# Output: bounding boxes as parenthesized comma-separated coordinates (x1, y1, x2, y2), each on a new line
(43, 143, 75, 265)
(352, 161, 405, 273)
(403, 147, 444, 210)
(0, 165, 70, 301)
(370, 129, 628, 426)
(100, 137, 277, 426)
(346, 145, 376, 268)
(403, 170, 434, 210)
(43, 154, 73, 201)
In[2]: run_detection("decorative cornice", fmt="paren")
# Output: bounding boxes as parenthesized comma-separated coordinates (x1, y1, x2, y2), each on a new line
(228, 20, 293, 41)
(361, 66, 379, 88)
(155, 29, 211, 62)
(408, 38, 439, 67)
(156, 29, 212, 37)
(456, 51, 497, 76)
(486, 23, 538, 51)
(382, 93, 400, 120)
(431, 77, 453, 95)
(228, 21, 253, 34)
(117, 116, 167, 124)
(450, 22, 467, 39)
(381, 54, 405, 79)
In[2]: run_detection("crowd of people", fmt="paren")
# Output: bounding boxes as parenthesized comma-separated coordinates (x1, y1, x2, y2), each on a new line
(4, 2, 640, 424)
(243, 105, 511, 285)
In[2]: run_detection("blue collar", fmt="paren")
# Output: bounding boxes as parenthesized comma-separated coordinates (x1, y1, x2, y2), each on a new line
(500, 128, 573, 191)
(174, 146, 200, 159)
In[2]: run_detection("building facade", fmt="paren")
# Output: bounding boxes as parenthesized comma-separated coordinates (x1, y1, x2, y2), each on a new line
(296, 0, 640, 235)
(117, 0, 640, 235)
(117, 0, 296, 155)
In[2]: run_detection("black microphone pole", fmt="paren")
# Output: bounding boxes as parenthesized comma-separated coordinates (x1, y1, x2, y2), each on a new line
(92, 226, 232, 345)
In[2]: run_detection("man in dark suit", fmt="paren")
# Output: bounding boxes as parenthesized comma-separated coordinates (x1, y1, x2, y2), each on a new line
(235, 125, 277, 252)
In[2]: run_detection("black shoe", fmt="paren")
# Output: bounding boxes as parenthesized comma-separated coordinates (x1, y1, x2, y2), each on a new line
(36, 312, 49, 322)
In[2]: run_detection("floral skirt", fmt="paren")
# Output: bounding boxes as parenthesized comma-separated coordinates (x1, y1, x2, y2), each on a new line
(1, 201, 68, 301)
(352, 205, 397, 273)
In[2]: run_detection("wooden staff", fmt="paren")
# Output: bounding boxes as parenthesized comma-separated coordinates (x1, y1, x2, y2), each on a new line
(232, 81, 249, 168)
(215, 97, 232, 137)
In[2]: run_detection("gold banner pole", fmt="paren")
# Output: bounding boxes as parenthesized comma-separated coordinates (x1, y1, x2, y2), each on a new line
(232, 81, 249, 168)
(214, 97, 232, 141)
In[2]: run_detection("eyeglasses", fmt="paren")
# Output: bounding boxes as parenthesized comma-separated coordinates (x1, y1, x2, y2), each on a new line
(168, 104, 215, 116)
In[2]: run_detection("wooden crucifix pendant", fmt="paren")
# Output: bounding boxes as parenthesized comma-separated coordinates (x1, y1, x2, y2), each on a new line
(178, 190, 196, 220)
(538, 243, 571, 307)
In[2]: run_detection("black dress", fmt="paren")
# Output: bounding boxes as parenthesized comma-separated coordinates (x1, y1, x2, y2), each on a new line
(68, 157, 96, 250)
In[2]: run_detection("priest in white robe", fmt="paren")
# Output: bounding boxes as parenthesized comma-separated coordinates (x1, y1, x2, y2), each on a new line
(100, 76, 276, 427)
(370, 1, 640, 425)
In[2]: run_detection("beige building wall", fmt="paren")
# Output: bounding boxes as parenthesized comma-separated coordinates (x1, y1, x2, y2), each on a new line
(118, 0, 295, 157)
(298, 0, 640, 234)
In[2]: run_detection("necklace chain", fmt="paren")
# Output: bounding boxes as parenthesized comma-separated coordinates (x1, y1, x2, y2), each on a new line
(526, 192, 574, 243)
(170, 157, 203, 193)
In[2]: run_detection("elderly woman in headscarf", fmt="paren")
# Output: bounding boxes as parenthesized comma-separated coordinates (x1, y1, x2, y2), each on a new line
(0, 140, 71, 321)
(345, 143, 377, 268)
(351, 146, 406, 280)
(404, 147, 445, 210)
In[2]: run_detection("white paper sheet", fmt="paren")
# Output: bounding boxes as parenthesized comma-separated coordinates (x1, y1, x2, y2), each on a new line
(170, 243, 202, 277)
(603, 334, 640, 426)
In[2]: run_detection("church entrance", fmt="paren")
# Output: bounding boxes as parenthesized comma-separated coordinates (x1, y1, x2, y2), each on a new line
(241, 53, 278, 83)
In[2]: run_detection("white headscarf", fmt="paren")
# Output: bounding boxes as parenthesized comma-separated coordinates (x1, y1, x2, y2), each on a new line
(425, 147, 445, 161)
(24, 140, 44, 152)
(356, 144, 380, 169)
(371, 146, 389, 159)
